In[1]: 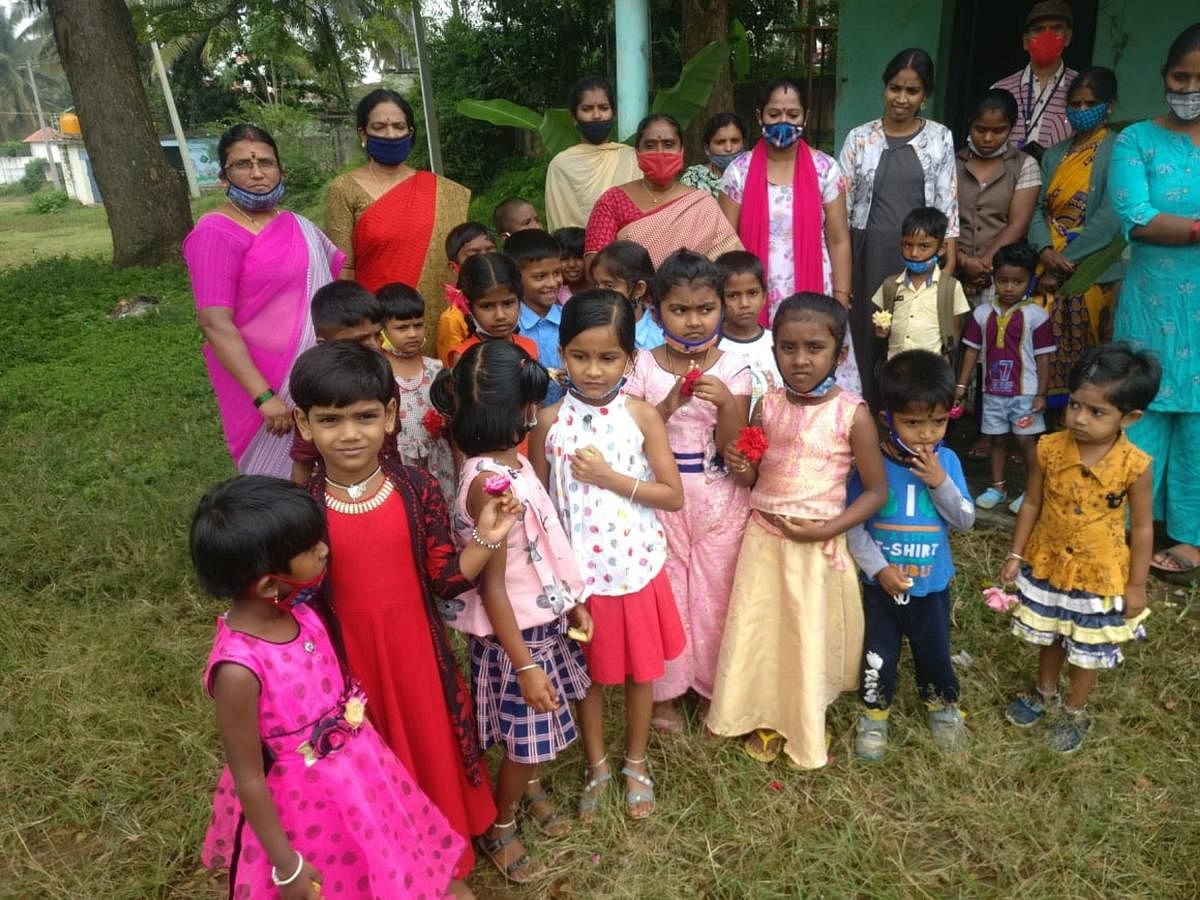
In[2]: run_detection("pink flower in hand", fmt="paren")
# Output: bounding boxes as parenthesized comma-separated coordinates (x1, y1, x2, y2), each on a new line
(484, 474, 511, 496)
(982, 586, 1018, 612)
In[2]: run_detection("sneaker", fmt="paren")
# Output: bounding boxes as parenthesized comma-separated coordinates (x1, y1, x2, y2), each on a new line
(854, 711, 889, 761)
(1005, 689, 1056, 727)
(927, 704, 969, 752)
(1008, 493, 1025, 514)
(1047, 710, 1091, 753)
(975, 486, 1007, 509)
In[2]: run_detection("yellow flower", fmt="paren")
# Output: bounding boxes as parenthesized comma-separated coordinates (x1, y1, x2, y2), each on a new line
(296, 740, 318, 768)
(872, 309, 892, 329)
(343, 697, 365, 729)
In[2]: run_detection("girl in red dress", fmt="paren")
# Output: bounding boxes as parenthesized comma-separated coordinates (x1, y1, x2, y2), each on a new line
(289, 340, 525, 896)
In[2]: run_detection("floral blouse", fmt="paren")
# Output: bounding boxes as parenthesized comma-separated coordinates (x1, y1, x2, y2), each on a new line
(838, 118, 960, 238)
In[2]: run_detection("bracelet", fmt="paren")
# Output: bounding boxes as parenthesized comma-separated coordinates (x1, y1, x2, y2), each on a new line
(629, 478, 640, 503)
(514, 663, 540, 674)
(955, 384, 966, 389)
(470, 528, 502, 551)
(1190, 219, 1200, 244)
(1006, 552, 1025, 562)
(271, 851, 304, 886)
(253, 388, 275, 408)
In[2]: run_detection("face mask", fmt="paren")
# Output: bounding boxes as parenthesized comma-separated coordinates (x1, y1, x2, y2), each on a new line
(577, 119, 614, 144)
(269, 568, 327, 610)
(1065, 103, 1109, 132)
(884, 412, 943, 461)
(903, 256, 937, 274)
(637, 151, 685, 187)
(762, 122, 804, 149)
(658, 314, 723, 355)
(226, 179, 285, 212)
(565, 374, 627, 405)
(784, 371, 837, 399)
(967, 136, 1009, 158)
(1027, 30, 1065, 67)
(365, 134, 414, 166)
(1166, 90, 1200, 122)
(707, 149, 741, 172)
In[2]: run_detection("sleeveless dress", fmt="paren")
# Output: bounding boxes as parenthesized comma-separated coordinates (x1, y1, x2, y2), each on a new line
(448, 455, 591, 764)
(544, 392, 686, 684)
(200, 603, 463, 898)
(707, 388, 865, 769)
(326, 479, 496, 879)
(624, 349, 752, 702)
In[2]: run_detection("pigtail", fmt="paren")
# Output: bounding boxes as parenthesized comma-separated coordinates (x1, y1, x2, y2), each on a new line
(429, 365, 458, 417)
(517, 348, 550, 406)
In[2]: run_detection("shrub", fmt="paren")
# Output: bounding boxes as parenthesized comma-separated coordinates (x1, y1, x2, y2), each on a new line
(21, 159, 47, 194)
(28, 190, 70, 214)
(467, 158, 549, 226)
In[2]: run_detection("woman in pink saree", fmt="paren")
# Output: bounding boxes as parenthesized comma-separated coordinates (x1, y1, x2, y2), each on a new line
(184, 124, 344, 479)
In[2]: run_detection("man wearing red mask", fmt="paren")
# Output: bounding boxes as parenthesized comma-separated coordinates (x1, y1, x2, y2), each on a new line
(991, 1, 1078, 160)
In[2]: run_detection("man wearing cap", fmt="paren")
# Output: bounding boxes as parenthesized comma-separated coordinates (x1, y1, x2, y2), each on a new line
(991, 1, 1078, 160)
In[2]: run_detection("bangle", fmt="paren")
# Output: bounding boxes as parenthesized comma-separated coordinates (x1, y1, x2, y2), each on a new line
(1006, 552, 1025, 562)
(1190, 219, 1200, 244)
(253, 388, 275, 408)
(514, 663, 540, 675)
(629, 478, 640, 503)
(470, 528, 502, 551)
(955, 384, 966, 389)
(271, 851, 304, 886)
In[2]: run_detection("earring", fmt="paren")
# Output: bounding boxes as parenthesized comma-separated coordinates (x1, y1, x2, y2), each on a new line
(524, 414, 538, 428)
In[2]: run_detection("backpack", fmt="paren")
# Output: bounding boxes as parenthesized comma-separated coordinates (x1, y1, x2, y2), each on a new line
(879, 271, 962, 358)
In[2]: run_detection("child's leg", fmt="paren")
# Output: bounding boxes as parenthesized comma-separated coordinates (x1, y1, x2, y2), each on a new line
(1036, 642, 1068, 695)
(1064, 664, 1098, 711)
(576, 683, 611, 820)
(479, 755, 544, 882)
(860, 582, 903, 711)
(495, 757, 536, 829)
(988, 433, 1009, 490)
(623, 678, 655, 817)
(1014, 433, 1038, 480)
(906, 588, 960, 706)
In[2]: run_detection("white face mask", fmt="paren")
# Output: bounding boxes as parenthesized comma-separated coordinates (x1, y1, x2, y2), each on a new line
(967, 136, 1009, 158)
(1166, 90, 1200, 122)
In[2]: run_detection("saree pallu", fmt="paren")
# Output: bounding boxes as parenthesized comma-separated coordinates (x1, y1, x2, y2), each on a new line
(616, 190, 743, 268)
(352, 171, 470, 354)
(1036, 134, 1113, 400)
(184, 213, 342, 478)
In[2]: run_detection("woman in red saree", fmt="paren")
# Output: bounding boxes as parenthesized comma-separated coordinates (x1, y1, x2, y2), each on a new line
(325, 90, 470, 354)
(184, 124, 344, 480)
(584, 114, 743, 269)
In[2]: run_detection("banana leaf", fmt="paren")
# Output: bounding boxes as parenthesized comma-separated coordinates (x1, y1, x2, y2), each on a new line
(731, 20, 750, 83)
(455, 98, 542, 132)
(539, 108, 579, 158)
(1058, 233, 1127, 295)
(647, 40, 730, 135)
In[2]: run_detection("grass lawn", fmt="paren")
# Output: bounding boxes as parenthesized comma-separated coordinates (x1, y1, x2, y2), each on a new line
(2, 220, 1200, 896)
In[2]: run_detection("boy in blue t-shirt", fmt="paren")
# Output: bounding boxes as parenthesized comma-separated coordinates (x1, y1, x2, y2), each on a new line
(847, 350, 975, 760)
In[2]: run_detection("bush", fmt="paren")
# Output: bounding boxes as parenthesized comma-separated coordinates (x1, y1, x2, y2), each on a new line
(467, 158, 549, 226)
(21, 160, 47, 194)
(0, 140, 28, 158)
(28, 190, 70, 215)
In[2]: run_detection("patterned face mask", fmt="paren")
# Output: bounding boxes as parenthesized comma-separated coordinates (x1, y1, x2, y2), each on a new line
(226, 179, 285, 212)
(1065, 102, 1109, 132)
(1166, 90, 1200, 122)
(761, 121, 804, 149)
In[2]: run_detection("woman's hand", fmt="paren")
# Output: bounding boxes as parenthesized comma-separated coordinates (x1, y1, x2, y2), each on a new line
(569, 446, 615, 489)
(475, 494, 522, 546)
(277, 859, 323, 900)
(874, 323, 892, 339)
(1040, 247, 1075, 274)
(258, 395, 292, 436)
(959, 255, 990, 282)
(517, 666, 559, 713)
(568, 604, 594, 642)
(691, 374, 733, 410)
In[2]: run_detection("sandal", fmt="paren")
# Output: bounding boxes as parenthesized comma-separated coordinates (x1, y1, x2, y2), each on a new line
(578, 755, 612, 821)
(475, 820, 544, 884)
(743, 728, 783, 763)
(522, 778, 570, 837)
(621, 756, 655, 820)
(1150, 545, 1200, 585)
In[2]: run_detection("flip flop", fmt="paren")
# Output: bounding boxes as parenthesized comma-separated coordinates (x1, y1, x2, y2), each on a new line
(743, 728, 782, 763)
(1150, 546, 1200, 585)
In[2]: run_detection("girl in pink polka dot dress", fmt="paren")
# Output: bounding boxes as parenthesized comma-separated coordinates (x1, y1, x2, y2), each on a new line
(191, 476, 465, 900)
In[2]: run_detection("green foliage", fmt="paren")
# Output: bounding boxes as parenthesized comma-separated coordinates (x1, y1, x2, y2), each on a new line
(28, 189, 70, 214)
(467, 157, 550, 226)
(20, 158, 46, 193)
(649, 41, 731, 132)
(0, 139, 28, 157)
(1060, 234, 1127, 294)
(731, 19, 751, 82)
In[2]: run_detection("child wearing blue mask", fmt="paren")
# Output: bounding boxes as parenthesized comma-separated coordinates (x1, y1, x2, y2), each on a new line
(871, 206, 969, 366)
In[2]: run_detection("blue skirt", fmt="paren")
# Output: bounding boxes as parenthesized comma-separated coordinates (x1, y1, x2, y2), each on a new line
(470, 619, 590, 764)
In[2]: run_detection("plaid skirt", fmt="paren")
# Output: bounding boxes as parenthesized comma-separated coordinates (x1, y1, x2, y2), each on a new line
(470, 619, 590, 764)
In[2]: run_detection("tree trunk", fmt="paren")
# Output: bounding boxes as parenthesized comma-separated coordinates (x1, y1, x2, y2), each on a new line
(47, 0, 192, 268)
(682, 0, 732, 164)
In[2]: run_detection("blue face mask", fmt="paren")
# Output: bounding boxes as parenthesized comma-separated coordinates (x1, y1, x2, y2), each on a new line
(903, 256, 937, 274)
(784, 371, 837, 399)
(762, 122, 804, 149)
(365, 134, 414, 166)
(1065, 103, 1109, 133)
(884, 411, 943, 461)
(226, 179, 285, 212)
(707, 149, 741, 172)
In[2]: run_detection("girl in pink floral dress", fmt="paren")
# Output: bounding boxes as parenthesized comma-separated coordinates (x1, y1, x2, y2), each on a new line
(624, 249, 753, 733)
(191, 476, 464, 900)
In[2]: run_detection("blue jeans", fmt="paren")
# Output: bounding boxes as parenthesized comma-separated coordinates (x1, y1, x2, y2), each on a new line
(859, 582, 959, 710)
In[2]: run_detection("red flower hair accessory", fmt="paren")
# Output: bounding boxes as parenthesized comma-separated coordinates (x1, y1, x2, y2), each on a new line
(422, 409, 446, 439)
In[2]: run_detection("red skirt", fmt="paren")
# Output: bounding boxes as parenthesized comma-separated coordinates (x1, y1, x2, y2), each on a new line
(584, 567, 686, 685)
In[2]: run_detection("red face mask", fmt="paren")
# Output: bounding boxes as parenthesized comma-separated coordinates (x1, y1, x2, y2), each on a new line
(268, 568, 327, 610)
(637, 151, 684, 188)
(1027, 30, 1065, 67)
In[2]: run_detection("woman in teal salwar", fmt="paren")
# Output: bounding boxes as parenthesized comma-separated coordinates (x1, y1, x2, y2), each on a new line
(1109, 23, 1200, 581)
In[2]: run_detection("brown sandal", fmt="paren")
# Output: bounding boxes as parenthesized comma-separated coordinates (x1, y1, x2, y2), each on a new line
(475, 821, 545, 884)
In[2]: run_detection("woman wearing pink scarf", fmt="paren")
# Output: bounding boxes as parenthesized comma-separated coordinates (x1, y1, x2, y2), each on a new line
(184, 124, 344, 479)
(718, 78, 858, 393)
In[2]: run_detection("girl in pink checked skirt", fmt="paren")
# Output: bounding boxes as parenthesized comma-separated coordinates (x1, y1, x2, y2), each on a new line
(191, 476, 467, 900)
(530, 289, 686, 820)
(623, 249, 753, 733)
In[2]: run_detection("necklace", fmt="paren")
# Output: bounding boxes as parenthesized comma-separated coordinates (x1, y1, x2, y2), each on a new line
(229, 203, 277, 230)
(326, 465, 382, 501)
(367, 160, 406, 198)
(666, 344, 709, 380)
(642, 180, 674, 206)
(326, 475, 393, 514)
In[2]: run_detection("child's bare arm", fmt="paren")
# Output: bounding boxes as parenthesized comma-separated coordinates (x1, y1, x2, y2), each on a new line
(1032, 354, 1050, 412)
(956, 347, 980, 401)
(1000, 451, 1045, 583)
(526, 404, 558, 489)
(723, 398, 763, 488)
(1124, 467, 1154, 617)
